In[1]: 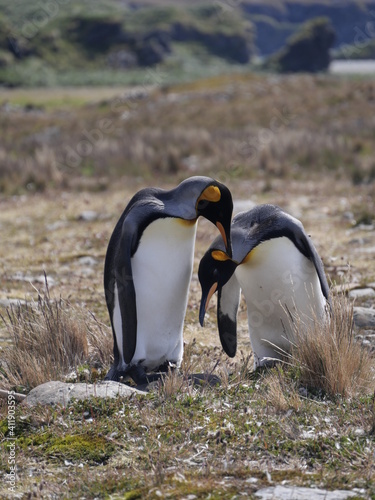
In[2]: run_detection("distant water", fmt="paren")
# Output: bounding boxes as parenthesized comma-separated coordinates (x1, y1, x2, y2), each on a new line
(330, 60, 375, 74)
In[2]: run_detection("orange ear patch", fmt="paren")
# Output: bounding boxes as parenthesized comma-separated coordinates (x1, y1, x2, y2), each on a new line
(198, 185, 221, 203)
(211, 250, 231, 262)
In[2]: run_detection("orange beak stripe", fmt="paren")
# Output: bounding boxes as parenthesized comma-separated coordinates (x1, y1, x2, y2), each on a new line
(205, 282, 218, 313)
(216, 221, 228, 250)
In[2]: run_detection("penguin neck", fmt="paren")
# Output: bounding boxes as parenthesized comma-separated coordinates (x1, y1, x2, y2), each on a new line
(134, 216, 198, 266)
(161, 190, 198, 221)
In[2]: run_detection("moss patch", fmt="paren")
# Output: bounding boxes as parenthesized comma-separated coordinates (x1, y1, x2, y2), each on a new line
(19, 431, 115, 464)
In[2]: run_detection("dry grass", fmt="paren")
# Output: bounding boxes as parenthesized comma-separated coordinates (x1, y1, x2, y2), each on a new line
(1, 74, 375, 193)
(288, 295, 375, 398)
(85, 312, 113, 369)
(263, 366, 301, 412)
(0, 278, 112, 391)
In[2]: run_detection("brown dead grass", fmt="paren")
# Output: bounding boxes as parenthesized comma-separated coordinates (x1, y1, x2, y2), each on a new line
(2, 74, 375, 193)
(264, 366, 301, 412)
(0, 278, 112, 391)
(289, 294, 375, 398)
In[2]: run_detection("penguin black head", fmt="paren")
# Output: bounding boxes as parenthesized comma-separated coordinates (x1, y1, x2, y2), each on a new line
(195, 180, 233, 257)
(198, 247, 237, 326)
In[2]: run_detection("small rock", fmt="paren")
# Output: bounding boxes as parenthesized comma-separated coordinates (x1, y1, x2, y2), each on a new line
(353, 307, 375, 328)
(361, 339, 372, 347)
(77, 256, 97, 266)
(23, 380, 145, 407)
(46, 221, 67, 231)
(254, 485, 357, 500)
(356, 245, 375, 253)
(77, 211, 99, 222)
(0, 298, 27, 308)
(356, 224, 374, 231)
(348, 237, 371, 245)
(34, 275, 56, 287)
(348, 288, 375, 299)
(342, 211, 354, 222)
(77, 267, 95, 277)
(354, 428, 365, 436)
(9, 273, 55, 287)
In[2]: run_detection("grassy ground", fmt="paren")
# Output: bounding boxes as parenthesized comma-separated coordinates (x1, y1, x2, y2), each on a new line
(0, 74, 374, 498)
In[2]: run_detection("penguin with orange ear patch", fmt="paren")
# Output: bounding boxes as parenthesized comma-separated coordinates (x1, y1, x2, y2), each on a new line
(199, 204, 330, 368)
(104, 176, 233, 384)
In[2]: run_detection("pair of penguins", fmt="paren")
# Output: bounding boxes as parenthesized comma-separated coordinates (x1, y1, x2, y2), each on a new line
(104, 176, 330, 384)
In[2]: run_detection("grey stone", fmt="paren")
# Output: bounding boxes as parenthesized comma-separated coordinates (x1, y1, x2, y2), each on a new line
(9, 273, 55, 287)
(354, 307, 375, 328)
(46, 221, 68, 231)
(357, 245, 375, 253)
(0, 298, 27, 308)
(77, 256, 97, 266)
(23, 380, 145, 407)
(348, 288, 375, 299)
(77, 210, 99, 222)
(254, 485, 357, 500)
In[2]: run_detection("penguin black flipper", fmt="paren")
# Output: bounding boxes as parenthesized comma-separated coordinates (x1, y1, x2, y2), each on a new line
(104, 189, 161, 381)
(110, 195, 165, 370)
(262, 206, 331, 304)
(217, 273, 241, 357)
(103, 213, 138, 381)
(115, 216, 138, 364)
(289, 224, 331, 304)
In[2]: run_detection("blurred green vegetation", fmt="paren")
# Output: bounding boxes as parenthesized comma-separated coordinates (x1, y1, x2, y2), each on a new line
(0, 2, 253, 87)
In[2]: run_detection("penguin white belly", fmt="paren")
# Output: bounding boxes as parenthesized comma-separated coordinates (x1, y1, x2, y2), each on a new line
(130, 217, 197, 370)
(235, 237, 326, 366)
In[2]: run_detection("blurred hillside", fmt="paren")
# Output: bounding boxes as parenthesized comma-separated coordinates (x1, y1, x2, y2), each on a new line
(0, 2, 254, 87)
(242, 0, 375, 56)
(132, 0, 375, 56)
(0, 0, 374, 86)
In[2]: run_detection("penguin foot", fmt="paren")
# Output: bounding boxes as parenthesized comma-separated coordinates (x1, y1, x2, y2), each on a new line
(157, 361, 177, 373)
(127, 365, 166, 386)
(249, 360, 280, 380)
(104, 365, 129, 382)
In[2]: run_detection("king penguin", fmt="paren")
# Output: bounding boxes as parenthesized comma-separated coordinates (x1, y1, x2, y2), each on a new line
(104, 176, 233, 384)
(198, 204, 330, 368)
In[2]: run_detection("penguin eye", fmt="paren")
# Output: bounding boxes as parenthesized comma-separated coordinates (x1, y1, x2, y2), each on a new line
(197, 199, 209, 211)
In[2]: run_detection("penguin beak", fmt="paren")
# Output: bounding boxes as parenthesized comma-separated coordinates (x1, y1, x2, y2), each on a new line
(199, 282, 218, 326)
(216, 222, 232, 258)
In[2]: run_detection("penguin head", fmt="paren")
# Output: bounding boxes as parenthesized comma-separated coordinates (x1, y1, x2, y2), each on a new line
(198, 247, 237, 326)
(195, 180, 233, 257)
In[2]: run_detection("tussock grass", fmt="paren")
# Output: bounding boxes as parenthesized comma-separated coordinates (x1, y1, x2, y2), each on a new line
(0, 279, 112, 391)
(289, 295, 375, 398)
